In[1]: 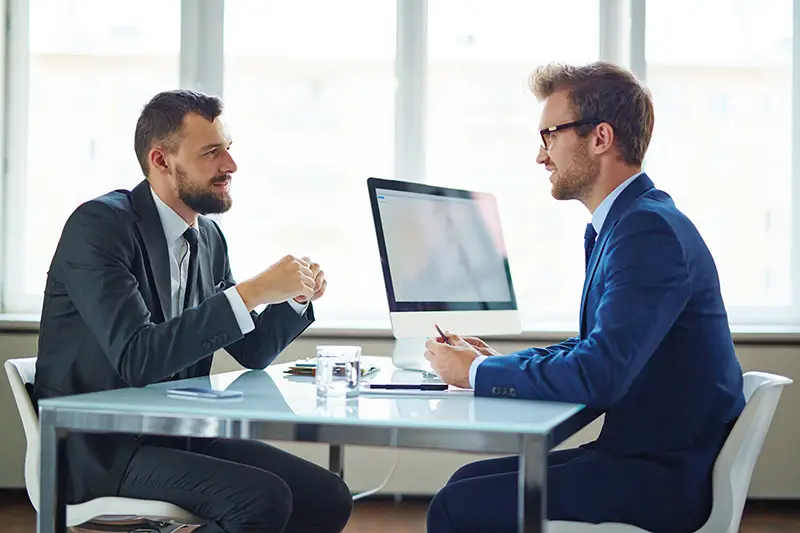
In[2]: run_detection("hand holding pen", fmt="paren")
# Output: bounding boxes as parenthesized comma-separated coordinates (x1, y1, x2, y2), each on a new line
(435, 324, 454, 346)
(435, 324, 500, 357)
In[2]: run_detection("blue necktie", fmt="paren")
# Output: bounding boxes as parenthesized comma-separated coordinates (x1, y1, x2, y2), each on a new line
(584, 223, 597, 270)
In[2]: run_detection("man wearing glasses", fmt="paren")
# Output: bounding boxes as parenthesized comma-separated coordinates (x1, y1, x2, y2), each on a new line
(424, 61, 745, 533)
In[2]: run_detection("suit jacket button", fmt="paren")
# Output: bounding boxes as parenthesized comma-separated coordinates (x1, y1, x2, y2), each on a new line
(509, 388, 518, 398)
(492, 386, 499, 395)
(220, 333, 228, 343)
(202, 341, 212, 351)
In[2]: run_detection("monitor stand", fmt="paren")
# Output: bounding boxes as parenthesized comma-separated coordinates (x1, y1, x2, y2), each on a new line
(390, 336, 439, 379)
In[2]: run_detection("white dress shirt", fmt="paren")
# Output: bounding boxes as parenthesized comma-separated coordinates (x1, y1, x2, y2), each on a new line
(149, 187, 308, 336)
(467, 172, 644, 389)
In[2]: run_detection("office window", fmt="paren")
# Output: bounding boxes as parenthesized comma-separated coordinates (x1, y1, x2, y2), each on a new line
(221, 0, 396, 325)
(4, 0, 180, 312)
(3, 0, 799, 334)
(427, 0, 600, 327)
(645, 0, 793, 323)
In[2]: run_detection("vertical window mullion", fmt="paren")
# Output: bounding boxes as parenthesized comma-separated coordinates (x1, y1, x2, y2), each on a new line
(0, 0, 10, 312)
(629, 0, 646, 81)
(792, 0, 800, 319)
(394, 0, 427, 183)
(2, 0, 31, 312)
(598, 0, 628, 66)
(180, 0, 224, 97)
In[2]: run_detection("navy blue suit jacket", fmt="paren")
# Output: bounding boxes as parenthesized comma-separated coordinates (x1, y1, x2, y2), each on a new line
(475, 174, 745, 530)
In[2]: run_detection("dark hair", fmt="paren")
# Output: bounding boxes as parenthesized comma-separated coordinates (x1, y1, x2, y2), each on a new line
(530, 61, 654, 166)
(134, 89, 223, 177)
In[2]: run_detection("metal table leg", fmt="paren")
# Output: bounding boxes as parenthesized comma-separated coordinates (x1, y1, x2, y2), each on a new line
(518, 436, 547, 533)
(39, 408, 68, 533)
(329, 444, 344, 478)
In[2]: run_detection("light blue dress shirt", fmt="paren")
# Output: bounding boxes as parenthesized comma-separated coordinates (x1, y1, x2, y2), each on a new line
(589, 172, 643, 235)
(467, 172, 644, 388)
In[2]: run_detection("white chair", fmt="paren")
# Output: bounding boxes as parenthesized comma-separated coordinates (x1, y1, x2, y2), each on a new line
(4, 357, 201, 529)
(548, 371, 793, 533)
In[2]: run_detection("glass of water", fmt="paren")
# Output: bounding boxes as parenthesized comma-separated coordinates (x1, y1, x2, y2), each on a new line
(315, 345, 361, 399)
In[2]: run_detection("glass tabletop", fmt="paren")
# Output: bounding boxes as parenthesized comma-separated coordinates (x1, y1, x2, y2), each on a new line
(39, 356, 585, 435)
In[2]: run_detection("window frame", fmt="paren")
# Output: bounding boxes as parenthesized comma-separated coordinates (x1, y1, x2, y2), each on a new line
(0, 0, 8, 312)
(3, 0, 32, 313)
(792, 0, 800, 318)
(2, 0, 800, 334)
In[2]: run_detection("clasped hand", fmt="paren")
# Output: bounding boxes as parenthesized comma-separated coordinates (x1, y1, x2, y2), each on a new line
(236, 255, 326, 311)
(292, 256, 326, 304)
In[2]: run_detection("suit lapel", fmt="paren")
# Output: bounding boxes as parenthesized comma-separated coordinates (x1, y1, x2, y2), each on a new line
(578, 174, 655, 337)
(130, 180, 172, 321)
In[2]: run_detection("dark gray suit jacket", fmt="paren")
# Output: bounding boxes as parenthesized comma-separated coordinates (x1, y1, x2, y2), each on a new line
(33, 179, 313, 503)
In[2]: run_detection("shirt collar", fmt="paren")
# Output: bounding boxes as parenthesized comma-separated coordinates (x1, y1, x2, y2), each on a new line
(591, 171, 643, 234)
(150, 185, 190, 247)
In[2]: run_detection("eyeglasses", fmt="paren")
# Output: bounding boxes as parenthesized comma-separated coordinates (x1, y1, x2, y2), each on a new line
(539, 119, 605, 152)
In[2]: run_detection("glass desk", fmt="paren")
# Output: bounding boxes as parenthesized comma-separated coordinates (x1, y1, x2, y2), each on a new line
(38, 356, 590, 533)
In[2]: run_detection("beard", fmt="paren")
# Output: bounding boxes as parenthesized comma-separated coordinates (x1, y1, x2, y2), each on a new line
(550, 140, 599, 202)
(174, 165, 233, 215)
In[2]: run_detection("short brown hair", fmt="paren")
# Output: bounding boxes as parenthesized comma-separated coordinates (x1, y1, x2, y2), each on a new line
(134, 89, 223, 177)
(530, 61, 654, 166)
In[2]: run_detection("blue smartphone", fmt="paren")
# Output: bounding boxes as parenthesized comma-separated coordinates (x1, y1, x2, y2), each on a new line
(166, 387, 243, 400)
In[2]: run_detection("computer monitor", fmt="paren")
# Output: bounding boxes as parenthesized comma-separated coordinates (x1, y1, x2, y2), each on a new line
(367, 177, 522, 340)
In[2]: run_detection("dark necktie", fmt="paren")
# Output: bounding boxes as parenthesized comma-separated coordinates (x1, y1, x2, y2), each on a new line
(183, 227, 199, 310)
(584, 223, 597, 270)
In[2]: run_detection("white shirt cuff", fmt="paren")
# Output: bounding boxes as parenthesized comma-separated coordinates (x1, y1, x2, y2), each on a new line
(286, 298, 309, 316)
(469, 355, 489, 389)
(224, 286, 255, 335)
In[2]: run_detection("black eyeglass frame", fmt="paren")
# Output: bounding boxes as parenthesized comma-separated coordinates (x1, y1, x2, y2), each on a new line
(539, 118, 607, 150)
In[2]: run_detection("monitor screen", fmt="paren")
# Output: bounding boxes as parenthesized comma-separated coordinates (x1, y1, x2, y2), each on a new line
(368, 178, 517, 313)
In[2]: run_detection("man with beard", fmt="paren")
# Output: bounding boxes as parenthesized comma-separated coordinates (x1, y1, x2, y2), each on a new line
(33, 90, 353, 533)
(424, 62, 745, 533)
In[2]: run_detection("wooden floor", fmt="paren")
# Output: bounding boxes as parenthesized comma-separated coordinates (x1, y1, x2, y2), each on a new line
(0, 492, 798, 532)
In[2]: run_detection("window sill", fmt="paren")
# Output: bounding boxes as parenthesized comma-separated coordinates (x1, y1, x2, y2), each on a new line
(0, 314, 40, 333)
(3, 313, 800, 345)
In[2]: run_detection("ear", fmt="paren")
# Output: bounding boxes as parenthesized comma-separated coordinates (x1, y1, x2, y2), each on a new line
(591, 122, 615, 156)
(149, 147, 170, 174)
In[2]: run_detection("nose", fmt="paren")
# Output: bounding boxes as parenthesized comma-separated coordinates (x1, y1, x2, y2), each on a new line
(536, 145, 549, 165)
(221, 150, 238, 174)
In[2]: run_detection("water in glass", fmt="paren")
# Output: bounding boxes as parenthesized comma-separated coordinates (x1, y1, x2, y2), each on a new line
(315, 345, 361, 399)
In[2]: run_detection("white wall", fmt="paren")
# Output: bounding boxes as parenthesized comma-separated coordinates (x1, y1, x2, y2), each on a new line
(0, 331, 798, 497)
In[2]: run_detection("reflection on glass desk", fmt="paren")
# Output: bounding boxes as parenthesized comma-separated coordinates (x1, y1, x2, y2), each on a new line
(206, 356, 583, 433)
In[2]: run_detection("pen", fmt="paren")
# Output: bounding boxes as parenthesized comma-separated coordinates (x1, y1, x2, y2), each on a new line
(366, 383, 449, 390)
(435, 324, 453, 346)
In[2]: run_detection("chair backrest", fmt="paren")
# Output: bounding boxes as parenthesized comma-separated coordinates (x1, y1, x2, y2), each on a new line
(697, 371, 793, 533)
(4, 358, 41, 512)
